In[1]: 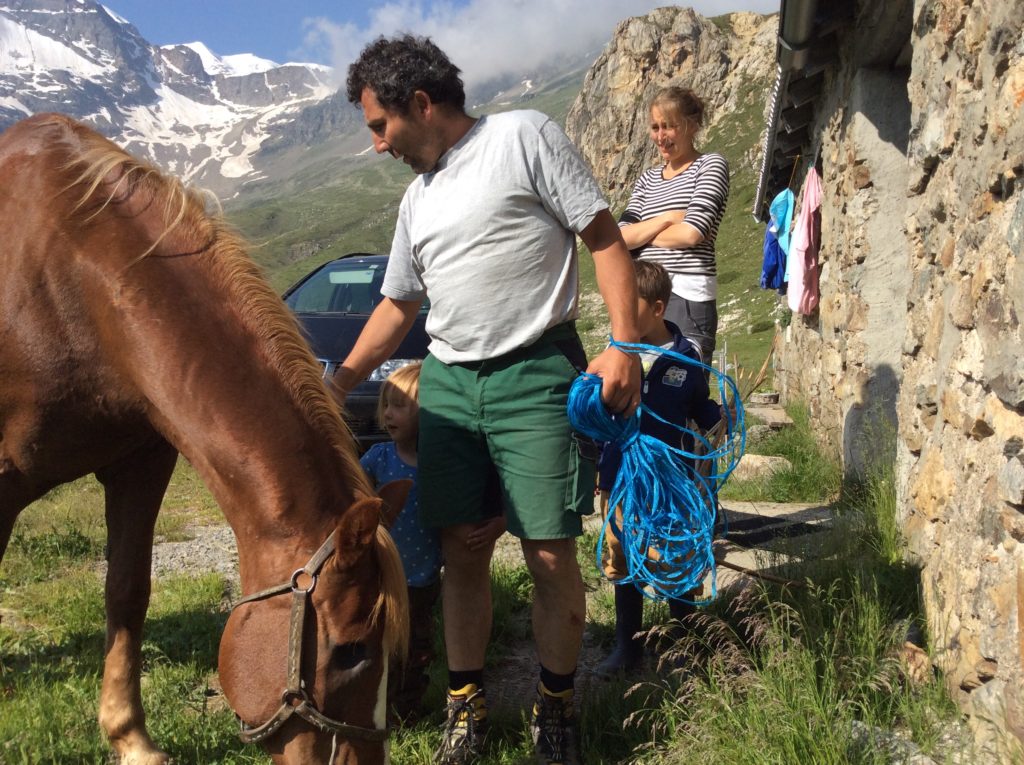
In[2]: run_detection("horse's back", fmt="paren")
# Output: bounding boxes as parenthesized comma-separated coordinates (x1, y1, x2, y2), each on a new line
(0, 114, 159, 498)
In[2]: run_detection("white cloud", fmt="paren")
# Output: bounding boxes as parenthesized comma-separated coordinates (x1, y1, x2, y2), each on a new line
(301, 0, 778, 92)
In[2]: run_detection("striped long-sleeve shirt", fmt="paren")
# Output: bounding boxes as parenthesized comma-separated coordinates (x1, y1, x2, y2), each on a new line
(619, 152, 730, 301)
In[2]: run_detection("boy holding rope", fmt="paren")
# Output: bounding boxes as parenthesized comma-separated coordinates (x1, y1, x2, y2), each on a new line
(596, 260, 724, 677)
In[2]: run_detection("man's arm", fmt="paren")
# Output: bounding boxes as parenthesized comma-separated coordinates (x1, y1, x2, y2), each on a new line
(331, 296, 423, 403)
(578, 209, 642, 416)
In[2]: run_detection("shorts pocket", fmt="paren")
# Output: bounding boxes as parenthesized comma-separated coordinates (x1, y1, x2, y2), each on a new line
(564, 432, 598, 516)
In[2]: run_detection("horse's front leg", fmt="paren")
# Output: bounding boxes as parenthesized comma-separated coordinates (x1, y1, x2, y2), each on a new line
(96, 439, 178, 765)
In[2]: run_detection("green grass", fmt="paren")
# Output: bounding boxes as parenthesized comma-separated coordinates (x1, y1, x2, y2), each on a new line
(1, 435, 967, 764)
(722, 402, 843, 503)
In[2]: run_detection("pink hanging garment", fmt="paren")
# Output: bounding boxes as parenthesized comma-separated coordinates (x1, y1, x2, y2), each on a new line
(787, 167, 822, 315)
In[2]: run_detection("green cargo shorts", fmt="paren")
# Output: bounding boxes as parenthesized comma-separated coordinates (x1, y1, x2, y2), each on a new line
(418, 323, 597, 540)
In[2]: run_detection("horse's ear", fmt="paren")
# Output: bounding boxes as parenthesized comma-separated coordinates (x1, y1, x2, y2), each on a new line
(377, 479, 412, 529)
(332, 496, 382, 569)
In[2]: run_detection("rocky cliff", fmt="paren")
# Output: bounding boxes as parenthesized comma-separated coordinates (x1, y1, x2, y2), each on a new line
(565, 8, 777, 209)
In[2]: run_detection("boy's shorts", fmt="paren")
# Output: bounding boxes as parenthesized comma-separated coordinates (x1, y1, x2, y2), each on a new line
(418, 323, 596, 540)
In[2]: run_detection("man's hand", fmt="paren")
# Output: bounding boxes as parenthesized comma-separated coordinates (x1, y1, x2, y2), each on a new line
(465, 514, 507, 551)
(586, 345, 641, 417)
(326, 369, 356, 409)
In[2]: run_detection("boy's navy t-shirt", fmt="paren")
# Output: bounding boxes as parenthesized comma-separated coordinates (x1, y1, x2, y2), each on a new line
(597, 321, 721, 490)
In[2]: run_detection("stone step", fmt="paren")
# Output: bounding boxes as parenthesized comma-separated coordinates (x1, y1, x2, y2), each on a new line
(748, 391, 781, 405)
(712, 500, 833, 593)
(744, 404, 794, 429)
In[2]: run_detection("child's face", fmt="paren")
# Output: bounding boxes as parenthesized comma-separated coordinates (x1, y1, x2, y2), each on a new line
(382, 389, 419, 446)
(637, 297, 666, 339)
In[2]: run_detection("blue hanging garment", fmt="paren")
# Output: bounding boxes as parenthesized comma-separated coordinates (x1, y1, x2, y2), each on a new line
(761, 225, 787, 292)
(761, 188, 794, 293)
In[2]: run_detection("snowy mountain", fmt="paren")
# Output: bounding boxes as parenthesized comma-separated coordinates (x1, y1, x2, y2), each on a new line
(0, 0, 340, 194)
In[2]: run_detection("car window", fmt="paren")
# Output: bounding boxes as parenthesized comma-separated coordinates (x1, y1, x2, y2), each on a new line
(286, 261, 428, 314)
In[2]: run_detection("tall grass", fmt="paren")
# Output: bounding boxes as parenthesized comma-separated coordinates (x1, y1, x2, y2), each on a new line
(624, 463, 963, 765)
(1, 442, 967, 764)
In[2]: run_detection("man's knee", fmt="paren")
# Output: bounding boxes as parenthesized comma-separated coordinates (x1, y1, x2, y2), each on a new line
(441, 525, 492, 572)
(521, 538, 579, 583)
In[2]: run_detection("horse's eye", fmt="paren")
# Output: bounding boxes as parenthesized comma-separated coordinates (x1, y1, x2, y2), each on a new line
(331, 642, 368, 671)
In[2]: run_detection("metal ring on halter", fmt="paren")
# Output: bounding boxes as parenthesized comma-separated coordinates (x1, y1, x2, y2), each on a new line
(290, 568, 317, 594)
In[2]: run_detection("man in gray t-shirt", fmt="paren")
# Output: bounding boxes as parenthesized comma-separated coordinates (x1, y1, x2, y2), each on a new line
(335, 35, 641, 765)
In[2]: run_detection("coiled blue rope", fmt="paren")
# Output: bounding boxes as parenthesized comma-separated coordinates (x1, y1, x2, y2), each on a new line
(567, 340, 745, 602)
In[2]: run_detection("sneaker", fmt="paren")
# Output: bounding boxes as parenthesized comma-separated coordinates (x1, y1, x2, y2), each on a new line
(433, 684, 488, 764)
(530, 683, 582, 765)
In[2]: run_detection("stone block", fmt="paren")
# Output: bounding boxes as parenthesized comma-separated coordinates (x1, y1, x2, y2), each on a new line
(998, 456, 1024, 505)
(911, 448, 956, 521)
(950, 274, 975, 328)
(984, 396, 1024, 441)
(732, 454, 792, 481)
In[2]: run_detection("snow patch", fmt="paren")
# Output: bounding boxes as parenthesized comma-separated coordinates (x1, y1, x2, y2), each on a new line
(0, 15, 111, 77)
(178, 42, 279, 77)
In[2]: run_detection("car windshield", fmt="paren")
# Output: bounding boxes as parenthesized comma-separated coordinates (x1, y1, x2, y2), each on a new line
(285, 260, 427, 315)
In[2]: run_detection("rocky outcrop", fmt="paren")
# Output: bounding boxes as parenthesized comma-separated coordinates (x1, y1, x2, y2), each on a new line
(565, 8, 776, 208)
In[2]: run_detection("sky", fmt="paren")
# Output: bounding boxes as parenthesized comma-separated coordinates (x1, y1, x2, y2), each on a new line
(105, 0, 780, 86)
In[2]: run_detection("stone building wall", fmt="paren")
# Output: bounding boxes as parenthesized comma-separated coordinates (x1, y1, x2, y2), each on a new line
(898, 0, 1024, 752)
(777, 0, 1024, 752)
(775, 61, 912, 475)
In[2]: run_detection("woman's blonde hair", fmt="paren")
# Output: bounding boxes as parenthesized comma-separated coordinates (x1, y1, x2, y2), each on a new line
(376, 361, 422, 428)
(651, 86, 705, 131)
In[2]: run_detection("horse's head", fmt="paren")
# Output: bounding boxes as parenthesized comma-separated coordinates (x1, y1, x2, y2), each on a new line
(218, 485, 410, 765)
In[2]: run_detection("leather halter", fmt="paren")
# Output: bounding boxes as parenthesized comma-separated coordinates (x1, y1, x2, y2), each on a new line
(230, 532, 388, 745)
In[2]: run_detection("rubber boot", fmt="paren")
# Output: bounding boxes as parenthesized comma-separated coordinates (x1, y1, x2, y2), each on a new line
(597, 583, 645, 678)
(668, 597, 696, 623)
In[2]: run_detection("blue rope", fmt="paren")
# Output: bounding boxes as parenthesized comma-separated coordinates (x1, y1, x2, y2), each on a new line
(567, 340, 745, 603)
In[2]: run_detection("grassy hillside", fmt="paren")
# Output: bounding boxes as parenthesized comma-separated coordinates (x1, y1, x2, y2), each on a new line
(228, 157, 408, 292)
(226, 71, 587, 293)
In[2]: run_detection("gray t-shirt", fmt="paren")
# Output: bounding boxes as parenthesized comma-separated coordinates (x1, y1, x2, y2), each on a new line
(381, 110, 608, 364)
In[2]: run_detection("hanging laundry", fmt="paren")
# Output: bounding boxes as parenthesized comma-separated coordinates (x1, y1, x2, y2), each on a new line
(787, 167, 822, 315)
(760, 188, 794, 293)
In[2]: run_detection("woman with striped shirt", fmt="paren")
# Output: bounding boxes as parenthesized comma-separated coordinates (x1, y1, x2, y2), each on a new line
(619, 86, 729, 365)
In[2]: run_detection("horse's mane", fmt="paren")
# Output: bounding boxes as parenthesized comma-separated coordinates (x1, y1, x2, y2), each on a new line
(49, 115, 379, 524)
(373, 525, 410, 659)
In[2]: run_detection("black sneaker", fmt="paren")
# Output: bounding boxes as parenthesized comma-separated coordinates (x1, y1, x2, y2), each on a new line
(433, 684, 488, 764)
(530, 684, 582, 765)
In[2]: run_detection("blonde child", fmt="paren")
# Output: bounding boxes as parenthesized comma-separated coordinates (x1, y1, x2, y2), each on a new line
(360, 362, 504, 719)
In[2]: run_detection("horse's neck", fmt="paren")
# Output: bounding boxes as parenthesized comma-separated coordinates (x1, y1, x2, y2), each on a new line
(112, 261, 362, 589)
(174, 410, 356, 588)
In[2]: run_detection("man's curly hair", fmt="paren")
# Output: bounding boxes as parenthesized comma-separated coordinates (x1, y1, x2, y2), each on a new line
(346, 35, 466, 114)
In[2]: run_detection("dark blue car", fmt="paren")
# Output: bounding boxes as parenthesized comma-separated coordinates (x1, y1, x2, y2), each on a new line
(283, 253, 429, 448)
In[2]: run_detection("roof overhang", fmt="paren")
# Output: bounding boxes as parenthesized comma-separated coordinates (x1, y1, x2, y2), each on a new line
(752, 0, 851, 221)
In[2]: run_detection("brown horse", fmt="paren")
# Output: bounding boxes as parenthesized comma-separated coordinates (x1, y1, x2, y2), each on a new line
(0, 113, 409, 765)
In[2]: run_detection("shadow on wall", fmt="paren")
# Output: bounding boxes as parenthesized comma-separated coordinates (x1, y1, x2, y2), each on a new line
(844, 363, 899, 478)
